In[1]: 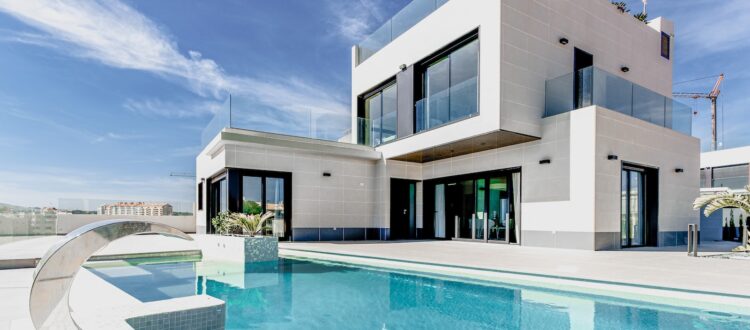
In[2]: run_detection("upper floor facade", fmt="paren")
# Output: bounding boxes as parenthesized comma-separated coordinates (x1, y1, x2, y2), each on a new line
(351, 0, 690, 161)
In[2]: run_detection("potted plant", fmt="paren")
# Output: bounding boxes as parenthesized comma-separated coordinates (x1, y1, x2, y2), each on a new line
(198, 211, 279, 263)
(633, 12, 648, 23)
(611, 1, 629, 13)
(694, 187, 750, 252)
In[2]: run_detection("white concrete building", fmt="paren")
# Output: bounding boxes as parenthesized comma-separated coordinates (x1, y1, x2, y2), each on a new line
(699, 146, 750, 241)
(196, 0, 698, 250)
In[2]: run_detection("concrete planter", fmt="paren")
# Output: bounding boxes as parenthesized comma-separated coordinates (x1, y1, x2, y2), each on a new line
(195, 235, 278, 263)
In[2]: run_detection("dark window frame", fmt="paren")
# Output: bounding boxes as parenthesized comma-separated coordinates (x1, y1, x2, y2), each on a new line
(660, 32, 671, 60)
(197, 182, 203, 211)
(357, 78, 398, 146)
(414, 29, 480, 134)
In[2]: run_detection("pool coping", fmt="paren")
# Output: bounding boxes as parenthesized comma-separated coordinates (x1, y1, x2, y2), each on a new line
(279, 247, 750, 317)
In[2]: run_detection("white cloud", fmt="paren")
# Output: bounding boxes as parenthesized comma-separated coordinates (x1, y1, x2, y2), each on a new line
(658, 0, 750, 61)
(123, 98, 224, 118)
(0, 0, 349, 118)
(327, 0, 388, 41)
(0, 167, 195, 208)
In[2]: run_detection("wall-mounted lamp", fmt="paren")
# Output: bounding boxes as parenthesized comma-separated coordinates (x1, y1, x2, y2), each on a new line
(200, 178, 205, 182)
(399, 64, 407, 71)
(323, 172, 332, 177)
(607, 154, 619, 160)
(559, 37, 569, 45)
(674, 168, 684, 173)
(620, 66, 630, 73)
(539, 159, 551, 165)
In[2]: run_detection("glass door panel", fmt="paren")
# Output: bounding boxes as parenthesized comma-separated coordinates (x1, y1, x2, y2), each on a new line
(459, 179, 475, 239)
(266, 177, 285, 237)
(629, 171, 644, 246)
(621, 170, 629, 246)
(242, 176, 263, 215)
(488, 176, 509, 242)
(475, 179, 486, 240)
(434, 184, 446, 238)
(621, 168, 645, 247)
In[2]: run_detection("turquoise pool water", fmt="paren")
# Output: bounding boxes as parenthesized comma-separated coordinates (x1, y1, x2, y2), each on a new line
(87, 258, 750, 329)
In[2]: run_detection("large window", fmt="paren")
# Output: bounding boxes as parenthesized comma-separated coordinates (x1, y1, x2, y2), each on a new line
(704, 164, 750, 189)
(416, 37, 479, 132)
(207, 170, 291, 238)
(362, 83, 398, 146)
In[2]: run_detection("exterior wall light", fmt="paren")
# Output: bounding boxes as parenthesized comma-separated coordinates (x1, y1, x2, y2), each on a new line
(620, 66, 630, 73)
(323, 172, 332, 177)
(399, 64, 407, 71)
(539, 159, 551, 165)
(607, 155, 619, 160)
(559, 37, 569, 45)
(675, 168, 684, 173)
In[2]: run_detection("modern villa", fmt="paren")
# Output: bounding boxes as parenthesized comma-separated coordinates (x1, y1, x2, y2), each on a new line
(196, 0, 698, 250)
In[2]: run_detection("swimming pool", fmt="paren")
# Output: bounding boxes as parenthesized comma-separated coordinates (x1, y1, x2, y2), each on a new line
(87, 258, 750, 329)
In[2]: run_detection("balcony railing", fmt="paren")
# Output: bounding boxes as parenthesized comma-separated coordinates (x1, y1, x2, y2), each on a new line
(416, 77, 478, 133)
(357, 0, 449, 65)
(201, 95, 351, 148)
(545, 67, 692, 135)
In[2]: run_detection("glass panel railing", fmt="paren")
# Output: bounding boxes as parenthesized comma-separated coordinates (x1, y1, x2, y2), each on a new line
(592, 67, 632, 116)
(357, 117, 373, 146)
(391, 0, 435, 39)
(544, 71, 575, 117)
(202, 94, 352, 149)
(415, 77, 478, 133)
(201, 96, 231, 148)
(357, 0, 450, 64)
(632, 84, 666, 127)
(545, 67, 692, 135)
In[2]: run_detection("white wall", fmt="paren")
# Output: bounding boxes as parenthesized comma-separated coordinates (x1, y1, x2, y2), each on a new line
(354, 0, 502, 159)
(701, 146, 750, 168)
(352, 0, 674, 157)
(593, 106, 700, 235)
(500, 0, 674, 137)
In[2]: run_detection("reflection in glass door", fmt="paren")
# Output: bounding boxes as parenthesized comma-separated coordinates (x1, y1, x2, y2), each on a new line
(621, 168, 645, 247)
(266, 177, 285, 238)
(432, 170, 520, 243)
(488, 177, 508, 242)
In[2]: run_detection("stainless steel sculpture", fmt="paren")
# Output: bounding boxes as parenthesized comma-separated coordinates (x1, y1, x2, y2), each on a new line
(29, 220, 193, 329)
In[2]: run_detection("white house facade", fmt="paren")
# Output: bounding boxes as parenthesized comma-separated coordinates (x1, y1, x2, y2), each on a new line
(196, 0, 699, 250)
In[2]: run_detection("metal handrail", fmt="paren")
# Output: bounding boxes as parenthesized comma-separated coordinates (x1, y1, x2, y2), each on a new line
(29, 220, 193, 329)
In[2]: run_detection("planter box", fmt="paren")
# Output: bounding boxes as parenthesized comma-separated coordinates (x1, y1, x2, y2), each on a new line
(195, 235, 278, 263)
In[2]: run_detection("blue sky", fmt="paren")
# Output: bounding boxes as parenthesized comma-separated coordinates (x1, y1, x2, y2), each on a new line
(0, 0, 747, 207)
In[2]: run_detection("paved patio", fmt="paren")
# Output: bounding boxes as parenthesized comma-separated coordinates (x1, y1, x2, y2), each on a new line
(279, 240, 750, 298)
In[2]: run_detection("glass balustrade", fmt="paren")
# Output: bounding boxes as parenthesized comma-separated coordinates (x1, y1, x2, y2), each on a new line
(416, 76, 478, 133)
(545, 67, 692, 135)
(201, 94, 352, 149)
(357, 0, 450, 64)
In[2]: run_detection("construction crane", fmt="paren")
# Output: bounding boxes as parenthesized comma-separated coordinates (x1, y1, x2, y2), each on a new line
(673, 73, 724, 151)
(169, 172, 196, 178)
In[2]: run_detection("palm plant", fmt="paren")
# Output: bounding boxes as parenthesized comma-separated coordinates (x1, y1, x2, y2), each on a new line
(693, 187, 750, 252)
(228, 211, 275, 236)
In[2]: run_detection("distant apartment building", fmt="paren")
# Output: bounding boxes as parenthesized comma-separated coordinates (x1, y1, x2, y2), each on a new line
(98, 202, 173, 216)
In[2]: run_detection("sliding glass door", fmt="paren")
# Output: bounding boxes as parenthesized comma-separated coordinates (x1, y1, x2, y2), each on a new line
(430, 169, 520, 244)
(621, 168, 645, 247)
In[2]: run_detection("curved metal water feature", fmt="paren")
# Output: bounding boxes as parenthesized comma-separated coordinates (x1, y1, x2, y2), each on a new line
(29, 220, 194, 329)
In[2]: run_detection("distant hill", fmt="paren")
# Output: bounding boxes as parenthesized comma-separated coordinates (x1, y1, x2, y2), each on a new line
(0, 202, 35, 212)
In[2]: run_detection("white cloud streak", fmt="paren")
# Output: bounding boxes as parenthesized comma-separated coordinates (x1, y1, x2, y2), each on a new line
(0, 0, 349, 117)
(327, 0, 388, 41)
